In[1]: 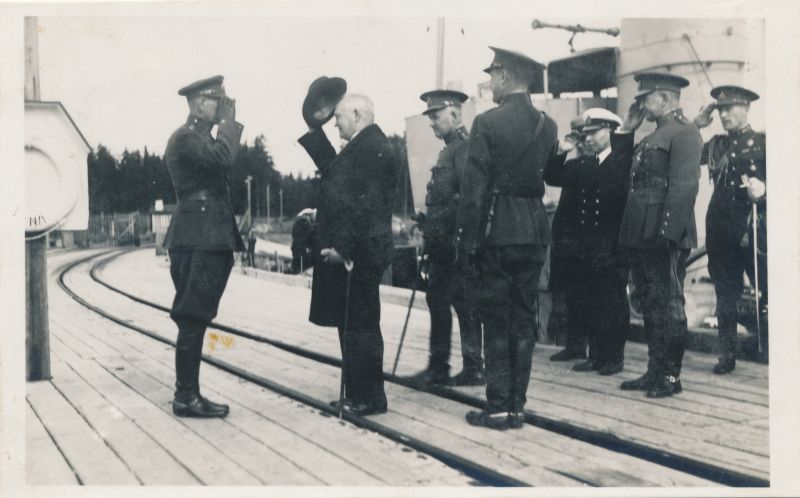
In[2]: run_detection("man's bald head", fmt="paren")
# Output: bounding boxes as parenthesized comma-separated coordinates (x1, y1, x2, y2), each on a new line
(334, 94, 375, 140)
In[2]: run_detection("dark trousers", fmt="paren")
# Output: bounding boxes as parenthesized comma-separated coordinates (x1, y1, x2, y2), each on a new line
(708, 234, 768, 359)
(169, 250, 234, 396)
(426, 252, 483, 373)
(564, 263, 629, 364)
(628, 247, 690, 378)
(338, 326, 387, 408)
(478, 245, 547, 414)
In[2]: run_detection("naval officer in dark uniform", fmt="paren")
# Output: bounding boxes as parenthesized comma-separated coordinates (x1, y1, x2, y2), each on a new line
(456, 47, 558, 429)
(405, 89, 484, 388)
(546, 116, 592, 362)
(164, 75, 245, 418)
(298, 80, 397, 417)
(693, 85, 767, 373)
(545, 108, 633, 375)
(617, 73, 703, 398)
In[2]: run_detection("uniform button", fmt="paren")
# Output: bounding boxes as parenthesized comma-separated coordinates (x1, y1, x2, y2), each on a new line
(661, 229, 665, 234)
(581, 209, 586, 214)
(664, 220, 668, 225)
(594, 222, 599, 226)
(595, 199, 600, 204)
(731, 153, 736, 158)
(581, 221, 585, 225)
(583, 199, 587, 204)
(730, 181, 735, 185)
(666, 212, 670, 217)
(630, 188, 635, 192)
(201, 206, 206, 212)
(750, 165, 757, 171)
(733, 140, 738, 145)
(595, 210, 599, 214)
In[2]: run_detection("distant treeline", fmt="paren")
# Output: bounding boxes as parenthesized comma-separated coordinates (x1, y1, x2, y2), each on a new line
(87, 134, 413, 218)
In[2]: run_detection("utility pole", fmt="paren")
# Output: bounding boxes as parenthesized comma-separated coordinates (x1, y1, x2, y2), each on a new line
(245, 175, 253, 229)
(279, 187, 284, 223)
(435, 17, 445, 89)
(266, 183, 271, 223)
(25, 16, 51, 381)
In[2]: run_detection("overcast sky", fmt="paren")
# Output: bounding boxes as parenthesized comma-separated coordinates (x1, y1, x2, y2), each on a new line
(36, 16, 619, 177)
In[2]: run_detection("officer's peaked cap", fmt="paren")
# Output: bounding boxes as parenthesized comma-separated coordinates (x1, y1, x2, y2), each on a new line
(581, 108, 622, 131)
(178, 75, 226, 98)
(634, 72, 690, 97)
(710, 85, 760, 107)
(420, 89, 469, 115)
(483, 46, 544, 76)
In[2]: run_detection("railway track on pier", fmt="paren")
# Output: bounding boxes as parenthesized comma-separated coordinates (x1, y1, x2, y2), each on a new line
(57, 248, 769, 487)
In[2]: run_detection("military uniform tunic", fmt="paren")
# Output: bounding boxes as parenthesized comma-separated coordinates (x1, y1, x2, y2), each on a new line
(456, 92, 558, 414)
(165, 115, 245, 324)
(702, 126, 767, 358)
(544, 132, 633, 365)
(421, 126, 482, 374)
(617, 109, 703, 379)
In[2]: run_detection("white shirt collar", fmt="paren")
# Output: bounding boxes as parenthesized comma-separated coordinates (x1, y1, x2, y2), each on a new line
(597, 146, 612, 163)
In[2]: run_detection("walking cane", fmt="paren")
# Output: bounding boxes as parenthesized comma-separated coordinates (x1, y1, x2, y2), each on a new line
(339, 259, 354, 419)
(392, 251, 423, 376)
(392, 286, 416, 376)
(751, 202, 763, 357)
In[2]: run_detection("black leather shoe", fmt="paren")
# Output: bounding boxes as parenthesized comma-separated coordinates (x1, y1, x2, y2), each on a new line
(646, 376, 683, 398)
(404, 368, 449, 388)
(572, 359, 601, 372)
(465, 410, 509, 431)
(449, 369, 486, 386)
(549, 348, 586, 361)
(342, 401, 387, 417)
(507, 411, 525, 429)
(713, 357, 736, 375)
(597, 361, 624, 376)
(620, 371, 658, 391)
(173, 393, 229, 418)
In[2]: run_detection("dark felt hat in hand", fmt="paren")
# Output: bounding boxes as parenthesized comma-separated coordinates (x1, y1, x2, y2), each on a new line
(302, 76, 347, 128)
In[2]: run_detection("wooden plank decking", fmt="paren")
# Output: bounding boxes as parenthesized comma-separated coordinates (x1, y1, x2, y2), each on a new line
(26, 248, 768, 486)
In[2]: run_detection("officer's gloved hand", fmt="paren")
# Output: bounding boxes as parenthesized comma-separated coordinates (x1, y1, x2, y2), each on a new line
(693, 104, 715, 129)
(217, 96, 236, 122)
(620, 100, 645, 133)
(557, 136, 576, 154)
(417, 253, 431, 281)
(743, 176, 766, 202)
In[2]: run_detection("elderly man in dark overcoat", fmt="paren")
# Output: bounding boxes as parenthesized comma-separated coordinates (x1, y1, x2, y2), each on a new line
(163, 75, 244, 418)
(298, 85, 397, 417)
(545, 108, 633, 375)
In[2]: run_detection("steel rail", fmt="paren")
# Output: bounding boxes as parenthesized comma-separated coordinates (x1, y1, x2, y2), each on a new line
(56, 251, 529, 487)
(87, 248, 769, 488)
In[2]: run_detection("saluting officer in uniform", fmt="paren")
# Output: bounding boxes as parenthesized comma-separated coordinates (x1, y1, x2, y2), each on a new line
(456, 47, 558, 430)
(693, 85, 767, 373)
(547, 117, 592, 362)
(405, 90, 484, 388)
(617, 73, 703, 398)
(164, 75, 245, 418)
(545, 108, 633, 375)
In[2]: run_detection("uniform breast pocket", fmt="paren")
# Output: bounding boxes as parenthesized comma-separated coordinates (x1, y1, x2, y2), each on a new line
(643, 142, 670, 176)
